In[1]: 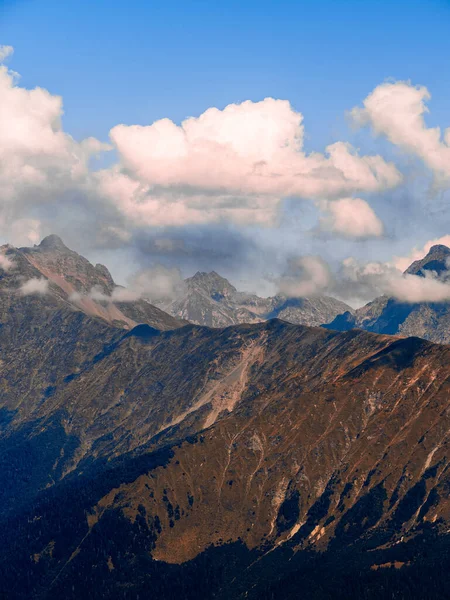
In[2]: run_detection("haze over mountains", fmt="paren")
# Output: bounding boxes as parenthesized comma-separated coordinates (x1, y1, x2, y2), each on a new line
(5, 234, 450, 345)
(0, 234, 354, 333)
(326, 244, 450, 343)
(0, 234, 186, 332)
(157, 270, 352, 328)
(1, 235, 450, 598)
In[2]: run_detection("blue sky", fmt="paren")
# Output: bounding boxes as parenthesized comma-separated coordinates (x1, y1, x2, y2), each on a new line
(2, 0, 450, 149)
(1, 0, 450, 304)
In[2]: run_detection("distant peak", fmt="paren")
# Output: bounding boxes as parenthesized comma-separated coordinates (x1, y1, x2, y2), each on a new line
(192, 271, 226, 282)
(188, 270, 237, 294)
(405, 243, 450, 276)
(427, 244, 450, 255)
(95, 263, 115, 287)
(38, 234, 68, 251)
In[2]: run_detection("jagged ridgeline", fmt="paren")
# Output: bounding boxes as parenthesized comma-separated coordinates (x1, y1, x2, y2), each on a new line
(1, 237, 450, 599)
(156, 269, 352, 327)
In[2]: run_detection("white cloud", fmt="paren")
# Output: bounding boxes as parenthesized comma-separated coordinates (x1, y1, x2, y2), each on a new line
(0, 45, 13, 63)
(278, 256, 331, 297)
(0, 253, 14, 271)
(351, 81, 450, 182)
(111, 101, 397, 196)
(77, 265, 184, 305)
(90, 97, 403, 229)
(128, 265, 185, 303)
(0, 48, 407, 245)
(384, 271, 450, 303)
(319, 197, 384, 238)
(337, 255, 450, 304)
(20, 277, 49, 295)
(0, 51, 111, 241)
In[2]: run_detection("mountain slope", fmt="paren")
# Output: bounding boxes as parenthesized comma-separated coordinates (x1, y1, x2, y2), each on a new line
(1, 314, 450, 598)
(325, 244, 450, 343)
(1, 235, 186, 331)
(2, 236, 450, 599)
(160, 270, 352, 327)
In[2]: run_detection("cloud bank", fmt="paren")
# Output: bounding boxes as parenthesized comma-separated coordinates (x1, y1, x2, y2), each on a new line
(0, 44, 402, 246)
(2, 44, 450, 307)
(279, 253, 450, 306)
(72, 265, 184, 306)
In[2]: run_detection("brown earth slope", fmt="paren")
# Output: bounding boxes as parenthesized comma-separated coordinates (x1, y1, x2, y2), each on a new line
(1, 234, 186, 331)
(1, 312, 450, 598)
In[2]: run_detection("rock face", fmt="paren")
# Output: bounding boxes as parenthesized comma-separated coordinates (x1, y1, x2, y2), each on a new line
(325, 244, 450, 343)
(405, 243, 450, 276)
(1, 235, 186, 331)
(160, 270, 352, 328)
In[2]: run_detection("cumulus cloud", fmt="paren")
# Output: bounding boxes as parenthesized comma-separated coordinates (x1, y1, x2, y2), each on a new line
(0, 48, 111, 245)
(0, 45, 408, 273)
(20, 277, 49, 296)
(278, 256, 331, 297)
(351, 81, 450, 182)
(4, 45, 450, 303)
(3, 45, 402, 241)
(319, 197, 384, 238)
(102, 99, 401, 229)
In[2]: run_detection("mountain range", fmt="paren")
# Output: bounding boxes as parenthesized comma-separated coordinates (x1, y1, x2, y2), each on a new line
(1, 234, 186, 332)
(2, 237, 450, 598)
(157, 269, 352, 328)
(326, 244, 450, 343)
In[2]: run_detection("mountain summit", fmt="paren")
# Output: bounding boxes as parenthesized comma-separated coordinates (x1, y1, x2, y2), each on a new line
(159, 270, 352, 328)
(37, 233, 69, 251)
(3, 235, 186, 331)
(405, 243, 450, 276)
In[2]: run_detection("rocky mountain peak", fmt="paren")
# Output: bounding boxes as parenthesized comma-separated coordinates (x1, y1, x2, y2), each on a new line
(405, 243, 450, 276)
(37, 234, 70, 252)
(428, 243, 450, 254)
(3, 235, 185, 332)
(188, 270, 237, 296)
(94, 263, 115, 288)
